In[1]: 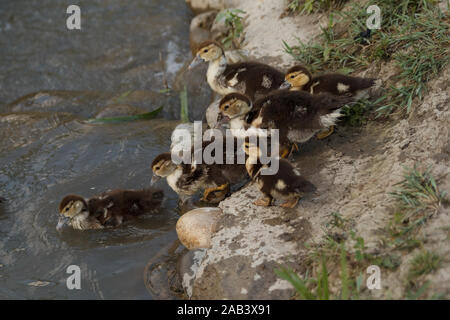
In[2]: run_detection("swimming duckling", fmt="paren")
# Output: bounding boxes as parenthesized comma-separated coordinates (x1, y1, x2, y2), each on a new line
(243, 139, 316, 208)
(151, 149, 247, 204)
(281, 65, 378, 100)
(57, 188, 164, 231)
(189, 40, 285, 100)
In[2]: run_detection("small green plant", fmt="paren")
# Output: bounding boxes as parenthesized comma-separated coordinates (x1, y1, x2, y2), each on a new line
(215, 9, 246, 49)
(391, 166, 446, 215)
(387, 165, 447, 251)
(275, 244, 363, 300)
(275, 257, 333, 300)
(408, 250, 442, 281)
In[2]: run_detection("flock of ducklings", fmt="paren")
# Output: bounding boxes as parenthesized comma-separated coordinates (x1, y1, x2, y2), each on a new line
(58, 40, 379, 230)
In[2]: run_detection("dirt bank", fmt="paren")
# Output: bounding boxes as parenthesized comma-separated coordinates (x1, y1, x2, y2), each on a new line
(183, 0, 450, 299)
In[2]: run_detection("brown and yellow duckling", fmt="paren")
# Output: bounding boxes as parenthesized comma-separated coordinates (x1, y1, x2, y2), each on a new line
(217, 93, 259, 133)
(218, 91, 351, 157)
(281, 65, 378, 99)
(57, 188, 164, 231)
(243, 139, 316, 208)
(281, 65, 380, 139)
(189, 40, 285, 100)
(151, 149, 247, 204)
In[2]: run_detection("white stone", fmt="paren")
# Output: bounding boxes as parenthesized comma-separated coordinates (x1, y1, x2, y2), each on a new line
(176, 207, 222, 250)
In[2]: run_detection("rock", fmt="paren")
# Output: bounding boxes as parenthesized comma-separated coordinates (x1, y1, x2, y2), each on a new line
(178, 249, 207, 297)
(190, 11, 218, 54)
(185, 0, 237, 14)
(176, 207, 222, 250)
(173, 62, 214, 121)
(205, 98, 220, 128)
(190, 186, 312, 299)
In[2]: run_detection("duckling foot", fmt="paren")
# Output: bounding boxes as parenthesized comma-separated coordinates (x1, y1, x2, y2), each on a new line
(280, 146, 291, 159)
(316, 126, 335, 140)
(254, 197, 272, 207)
(201, 184, 229, 203)
(280, 197, 300, 208)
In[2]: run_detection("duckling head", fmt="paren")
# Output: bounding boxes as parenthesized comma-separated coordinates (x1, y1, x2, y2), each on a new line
(189, 40, 224, 69)
(218, 93, 252, 123)
(281, 65, 312, 90)
(57, 195, 88, 231)
(151, 153, 178, 185)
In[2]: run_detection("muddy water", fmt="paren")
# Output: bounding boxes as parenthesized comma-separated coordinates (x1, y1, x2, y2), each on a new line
(0, 1, 208, 299)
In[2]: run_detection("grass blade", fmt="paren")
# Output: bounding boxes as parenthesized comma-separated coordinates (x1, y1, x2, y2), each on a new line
(85, 106, 163, 124)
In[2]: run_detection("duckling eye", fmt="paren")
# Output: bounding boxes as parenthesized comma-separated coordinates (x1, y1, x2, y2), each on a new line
(224, 105, 229, 110)
(203, 49, 209, 53)
(290, 75, 295, 79)
(65, 207, 69, 212)
(155, 166, 160, 171)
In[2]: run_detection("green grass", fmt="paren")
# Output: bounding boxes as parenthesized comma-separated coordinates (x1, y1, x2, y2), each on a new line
(388, 166, 447, 250)
(85, 106, 163, 124)
(275, 243, 361, 300)
(179, 85, 189, 123)
(390, 166, 446, 215)
(408, 250, 442, 281)
(287, 0, 347, 14)
(283, 2, 449, 115)
(215, 9, 246, 49)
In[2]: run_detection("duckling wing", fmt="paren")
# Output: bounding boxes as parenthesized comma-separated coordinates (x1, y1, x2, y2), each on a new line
(87, 197, 115, 226)
(312, 74, 376, 96)
(254, 91, 320, 130)
(312, 93, 353, 114)
(224, 62, 285, 99)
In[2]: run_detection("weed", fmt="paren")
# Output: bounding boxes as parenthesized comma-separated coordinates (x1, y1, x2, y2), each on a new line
(388, 166, 446, 250)
(215, 9, 246, 49)
(287, 0, 347, 14)
(408, 250, 442, 281)
(390, 166, 446, 216)
(179, 85, 189, 123)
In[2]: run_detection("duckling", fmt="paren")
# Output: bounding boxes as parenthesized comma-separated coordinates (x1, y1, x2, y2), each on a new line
(57, 188, 164, 231)
(217, 93, 258, 133)
(151, 149, 247, 204)
(281, 65, 378, 100)
(189, 40, 285, 100)
(281, 65, 380, 139)
(218, 91, 351, 157)
(243, 139, 316, 208)
(252, 90, 352, 152)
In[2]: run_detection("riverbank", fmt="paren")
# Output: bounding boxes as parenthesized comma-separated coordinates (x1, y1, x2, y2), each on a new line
(182, 0, 450, 299)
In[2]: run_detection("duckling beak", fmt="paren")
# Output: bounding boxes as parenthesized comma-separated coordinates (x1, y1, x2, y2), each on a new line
(188, 56, 203, 70)
(280, 80, 292, 90)
(151, 174, 162, 186)
(217, 113, 231, 126)
(56, 216, 70, 231)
